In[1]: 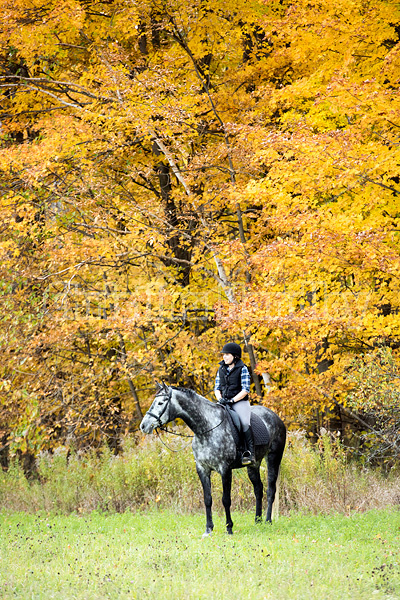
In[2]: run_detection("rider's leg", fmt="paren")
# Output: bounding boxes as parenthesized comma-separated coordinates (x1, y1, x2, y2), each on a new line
(232, 400, 251, 429)
(243, 429, 255, 465)
(232, 401, 255, 465)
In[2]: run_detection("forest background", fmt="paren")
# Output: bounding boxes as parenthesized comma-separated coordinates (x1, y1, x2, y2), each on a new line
(1, 0, 400, 469)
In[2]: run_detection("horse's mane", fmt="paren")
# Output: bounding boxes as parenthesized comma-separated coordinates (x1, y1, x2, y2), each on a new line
(171, 386, 198, 398)
(171, 386, 211, 403)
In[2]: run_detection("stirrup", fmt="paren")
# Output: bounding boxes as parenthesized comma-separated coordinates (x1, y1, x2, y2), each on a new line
(241, 450, 254, 466)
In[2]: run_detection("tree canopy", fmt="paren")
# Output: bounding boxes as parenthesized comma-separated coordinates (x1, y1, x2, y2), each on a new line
(1, 0, 399, 459)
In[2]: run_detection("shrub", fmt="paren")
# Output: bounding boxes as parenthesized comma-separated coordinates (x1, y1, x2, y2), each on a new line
(0, 431, 399, 515)
(344, 347, 400, 466)
(280, 430, 400, 515)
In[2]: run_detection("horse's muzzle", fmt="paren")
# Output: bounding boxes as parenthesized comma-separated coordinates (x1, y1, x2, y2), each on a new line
(140, 416, 155, 434)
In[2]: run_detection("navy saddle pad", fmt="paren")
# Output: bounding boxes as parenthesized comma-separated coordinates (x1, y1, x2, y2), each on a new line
(226, 408, 269, 447)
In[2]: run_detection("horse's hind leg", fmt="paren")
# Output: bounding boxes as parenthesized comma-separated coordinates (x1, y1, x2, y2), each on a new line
(196, 464, 214, 536)
(221, 469, 233, 535)
(247, 465, 263, 523)
(265, 451, 282, 523)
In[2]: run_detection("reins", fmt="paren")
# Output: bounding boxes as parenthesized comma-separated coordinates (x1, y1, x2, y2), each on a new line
(152, 397, 228, 453)
(154, 427, 193, 452)
(197, 406, 228, 435)
(158, 426, 193, 438)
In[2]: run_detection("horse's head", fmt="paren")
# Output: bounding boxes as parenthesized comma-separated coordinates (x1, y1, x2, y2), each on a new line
(140, 382, 173, 434)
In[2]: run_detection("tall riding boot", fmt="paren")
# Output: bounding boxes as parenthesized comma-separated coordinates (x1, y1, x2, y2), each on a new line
(242, 428, 255, 465)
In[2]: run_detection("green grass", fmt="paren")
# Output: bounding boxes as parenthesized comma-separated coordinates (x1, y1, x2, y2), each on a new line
(1, 508, 399, 600)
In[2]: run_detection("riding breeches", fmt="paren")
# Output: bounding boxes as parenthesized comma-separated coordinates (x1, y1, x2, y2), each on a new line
(232, 400, 251, 431)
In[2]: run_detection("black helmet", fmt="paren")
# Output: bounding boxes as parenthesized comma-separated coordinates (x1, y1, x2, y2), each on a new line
(221, 342, 242, 358)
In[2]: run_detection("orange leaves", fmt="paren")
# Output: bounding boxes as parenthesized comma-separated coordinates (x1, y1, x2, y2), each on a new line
(0, 0, 400, 451)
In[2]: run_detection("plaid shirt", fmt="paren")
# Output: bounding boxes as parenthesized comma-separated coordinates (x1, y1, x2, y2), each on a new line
(215, 364, 251, 394)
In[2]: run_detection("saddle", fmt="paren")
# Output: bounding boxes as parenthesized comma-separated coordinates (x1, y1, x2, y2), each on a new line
(225, 405, 269, 448)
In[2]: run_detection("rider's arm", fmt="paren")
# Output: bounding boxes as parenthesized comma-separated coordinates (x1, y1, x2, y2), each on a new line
(231, 365, 251, 403)
(214, 371, 222, 401)
(231, 389, 248, 402)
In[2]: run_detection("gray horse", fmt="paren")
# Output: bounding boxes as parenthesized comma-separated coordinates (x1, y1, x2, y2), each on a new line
(140, 383, 286, 536)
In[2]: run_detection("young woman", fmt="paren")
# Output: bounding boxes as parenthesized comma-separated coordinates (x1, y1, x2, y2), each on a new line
(214, 342, 255, 465)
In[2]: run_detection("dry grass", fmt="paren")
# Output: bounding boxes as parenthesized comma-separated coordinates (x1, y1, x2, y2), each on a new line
(279, 431, 400, 515)
(0, 431, 399, 516)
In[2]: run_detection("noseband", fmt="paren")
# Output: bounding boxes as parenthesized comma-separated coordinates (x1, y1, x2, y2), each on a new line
(146, 387, 172, 428)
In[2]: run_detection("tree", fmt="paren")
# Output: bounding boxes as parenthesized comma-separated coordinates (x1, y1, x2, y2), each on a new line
(0, 0, 399, 458)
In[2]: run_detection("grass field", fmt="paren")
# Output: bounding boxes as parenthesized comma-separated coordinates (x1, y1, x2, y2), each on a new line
(1, 508, 399, 600)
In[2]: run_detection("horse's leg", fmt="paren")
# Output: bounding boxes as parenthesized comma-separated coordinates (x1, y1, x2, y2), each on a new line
(265, 451, 282, 523)
(247, 465, 264, 523)
(196, 464, 214, 536)
(221, 469, 233, 535)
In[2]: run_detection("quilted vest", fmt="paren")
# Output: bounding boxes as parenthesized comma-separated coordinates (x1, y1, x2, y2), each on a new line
(218, 359, 248, 401)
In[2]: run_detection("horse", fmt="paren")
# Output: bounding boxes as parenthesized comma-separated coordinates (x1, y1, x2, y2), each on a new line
(140, 383, 286, 536)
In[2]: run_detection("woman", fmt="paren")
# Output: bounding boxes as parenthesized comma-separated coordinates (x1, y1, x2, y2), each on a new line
(214, 342, 255, 465)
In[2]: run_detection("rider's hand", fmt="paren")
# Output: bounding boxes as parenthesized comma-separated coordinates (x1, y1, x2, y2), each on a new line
(219, 397, 232, 406)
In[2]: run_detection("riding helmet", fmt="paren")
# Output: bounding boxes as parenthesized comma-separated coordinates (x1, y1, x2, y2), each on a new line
(221, 342, 242, 358)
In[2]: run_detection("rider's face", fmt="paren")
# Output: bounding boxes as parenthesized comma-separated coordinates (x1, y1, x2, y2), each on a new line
(222, 353, 235, 365)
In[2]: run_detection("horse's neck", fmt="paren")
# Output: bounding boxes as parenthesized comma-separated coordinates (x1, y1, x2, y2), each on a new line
(173, 390, 220, 436)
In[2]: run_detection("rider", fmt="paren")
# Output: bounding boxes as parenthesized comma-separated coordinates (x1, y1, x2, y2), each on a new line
(214, 342, 255, 466)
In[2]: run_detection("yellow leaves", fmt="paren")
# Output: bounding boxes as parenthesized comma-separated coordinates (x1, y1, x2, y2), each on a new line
(361, 312, 400, 339)
(0, 0, 399, 449)
(2, 0, 86, 62)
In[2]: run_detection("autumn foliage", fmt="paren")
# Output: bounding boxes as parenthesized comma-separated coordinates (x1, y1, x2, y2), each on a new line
(0, 0, 399, 459)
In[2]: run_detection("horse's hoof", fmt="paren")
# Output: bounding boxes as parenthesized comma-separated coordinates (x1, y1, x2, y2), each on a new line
(226, 529, 233, 535)
(255, 516, 262, 525)
(202, 530, 213, 538)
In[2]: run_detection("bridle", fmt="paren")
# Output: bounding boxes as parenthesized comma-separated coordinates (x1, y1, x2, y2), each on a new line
(146, 387, 193, 452)
(146, 387, 172, 429)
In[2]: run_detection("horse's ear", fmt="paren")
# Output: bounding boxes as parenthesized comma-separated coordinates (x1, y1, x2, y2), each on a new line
(155, 382, 163, 392)
(161, 381, 169, 391)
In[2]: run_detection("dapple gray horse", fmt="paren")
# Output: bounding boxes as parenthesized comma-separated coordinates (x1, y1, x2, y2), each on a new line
(140, 383, 286, 536)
